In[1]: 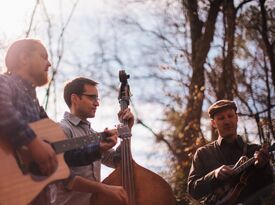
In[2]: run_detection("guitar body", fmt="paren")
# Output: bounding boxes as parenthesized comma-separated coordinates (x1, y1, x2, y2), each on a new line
(215, 171, 253, 205)
(0, 119, 70, 205)
(202, 182, 238, 205)
(203, 185, 243, 205)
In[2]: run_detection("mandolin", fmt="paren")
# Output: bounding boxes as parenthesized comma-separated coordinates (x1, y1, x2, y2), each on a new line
(201, 143, 275, 205)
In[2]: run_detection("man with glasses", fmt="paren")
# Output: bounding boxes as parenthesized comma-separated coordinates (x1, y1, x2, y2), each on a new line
(52, 77, 134, 205)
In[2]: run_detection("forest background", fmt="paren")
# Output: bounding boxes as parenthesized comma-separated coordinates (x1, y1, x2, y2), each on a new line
(0, 0, 274, 202)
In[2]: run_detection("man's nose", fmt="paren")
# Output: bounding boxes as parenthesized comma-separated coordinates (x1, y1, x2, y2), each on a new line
(223, 117, 231, 124)
(47, 60, 51, 67)
(94, 100, 99, 106)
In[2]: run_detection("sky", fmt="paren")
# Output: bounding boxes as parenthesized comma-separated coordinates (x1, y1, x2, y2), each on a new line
(0, 0, 172, 178)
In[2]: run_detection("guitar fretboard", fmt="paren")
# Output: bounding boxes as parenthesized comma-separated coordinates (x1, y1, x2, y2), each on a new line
(51, 132, 107, 154)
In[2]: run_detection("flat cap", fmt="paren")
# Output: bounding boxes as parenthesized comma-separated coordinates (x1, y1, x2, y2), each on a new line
(208, 100, 237, 118)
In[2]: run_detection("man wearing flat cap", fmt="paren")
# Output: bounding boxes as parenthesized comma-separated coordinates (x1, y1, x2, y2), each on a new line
(187, 100, 273, 205)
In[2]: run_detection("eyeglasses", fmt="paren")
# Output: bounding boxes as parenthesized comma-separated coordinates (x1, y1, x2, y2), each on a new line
(81, 93, 100, 102)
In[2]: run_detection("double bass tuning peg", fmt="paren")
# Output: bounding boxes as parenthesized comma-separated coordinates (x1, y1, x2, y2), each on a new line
(119, 70, 130, 83)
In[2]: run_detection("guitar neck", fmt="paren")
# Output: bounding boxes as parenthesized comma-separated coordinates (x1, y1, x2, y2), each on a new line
(51, 132, 106, 154)
(233, 158, 255, 175)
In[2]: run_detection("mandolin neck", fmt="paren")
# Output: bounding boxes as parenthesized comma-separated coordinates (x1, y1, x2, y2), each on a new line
(233, 158, 255, 175)
(233, 143, 275, 175)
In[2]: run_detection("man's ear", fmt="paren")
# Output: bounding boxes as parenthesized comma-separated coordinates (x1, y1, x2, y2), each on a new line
(18, 53, 29, 66)
(211, 119, 217, 129)
(71, 94, 80, 105)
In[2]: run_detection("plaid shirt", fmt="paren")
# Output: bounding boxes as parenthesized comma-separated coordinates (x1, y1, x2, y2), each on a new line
(0, 73, 47, 148)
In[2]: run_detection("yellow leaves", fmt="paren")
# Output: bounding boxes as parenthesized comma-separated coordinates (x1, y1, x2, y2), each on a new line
(175, 164, 182, 171)
(159, 64, 171, 70)
(178, 132, 184, 139)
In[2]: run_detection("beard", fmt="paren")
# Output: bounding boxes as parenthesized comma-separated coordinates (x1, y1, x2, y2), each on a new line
(37, 73, 48, 86)
(29, 69, 48, 87)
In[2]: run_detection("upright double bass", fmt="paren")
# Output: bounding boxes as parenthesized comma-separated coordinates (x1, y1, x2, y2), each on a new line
(90, 70, 176, 205)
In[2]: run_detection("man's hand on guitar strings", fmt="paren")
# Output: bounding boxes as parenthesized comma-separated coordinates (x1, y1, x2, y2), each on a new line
(254, 144, 270, 168)
(99, 128, 118, 153)
(27, 137, 58, 176)
(214, 165, 234, 181)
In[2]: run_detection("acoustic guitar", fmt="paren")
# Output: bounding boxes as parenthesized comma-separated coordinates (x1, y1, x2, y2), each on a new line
(0, 119, 101, 205)
(201, 143, 275, 205)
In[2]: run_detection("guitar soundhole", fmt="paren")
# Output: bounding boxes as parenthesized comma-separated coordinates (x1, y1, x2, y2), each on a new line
(28, 150, 58, 181)
(15, 147, 49, 181)
(28, 161, 48, 181)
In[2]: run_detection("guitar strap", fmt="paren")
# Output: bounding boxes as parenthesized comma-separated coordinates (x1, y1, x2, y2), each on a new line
(217, 136, 248, 165)
(242, 139, 247, 156)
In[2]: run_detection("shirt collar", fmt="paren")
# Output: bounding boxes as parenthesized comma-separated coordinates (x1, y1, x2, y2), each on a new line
(63, 111, 90, 127)
(7, 73, 37, 98)
(217, 135, 244, 148)
(7, 72, 35, 90)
